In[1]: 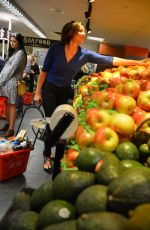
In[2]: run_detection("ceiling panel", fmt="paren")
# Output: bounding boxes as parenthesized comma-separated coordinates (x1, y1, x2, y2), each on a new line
(0, 0, 150, 51)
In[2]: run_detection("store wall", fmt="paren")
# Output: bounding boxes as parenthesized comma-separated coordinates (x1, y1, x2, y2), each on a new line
(82, 40, 100, 52)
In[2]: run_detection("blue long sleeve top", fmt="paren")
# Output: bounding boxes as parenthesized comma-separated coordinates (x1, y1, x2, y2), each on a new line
(42, 41, 114, 87)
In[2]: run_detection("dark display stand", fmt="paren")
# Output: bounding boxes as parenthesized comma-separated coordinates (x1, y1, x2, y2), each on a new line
(43, 111, 75, 179)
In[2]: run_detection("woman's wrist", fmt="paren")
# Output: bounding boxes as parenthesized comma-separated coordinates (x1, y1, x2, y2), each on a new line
(36, 91, 41, 95)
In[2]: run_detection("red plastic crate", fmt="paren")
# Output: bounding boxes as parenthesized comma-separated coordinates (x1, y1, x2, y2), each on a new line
(0, 97, 7, 119)
(23, 92, 33, 105)
(0, 148, 31, 181)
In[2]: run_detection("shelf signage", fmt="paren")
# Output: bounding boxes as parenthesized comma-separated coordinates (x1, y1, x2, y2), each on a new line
(23, 36, 57, 48)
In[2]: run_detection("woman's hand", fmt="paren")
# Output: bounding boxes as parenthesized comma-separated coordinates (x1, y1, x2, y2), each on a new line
(34, 92, 42, 104)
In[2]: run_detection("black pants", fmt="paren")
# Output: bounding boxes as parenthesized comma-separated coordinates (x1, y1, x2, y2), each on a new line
(42, 82, 73, 157)
(24, 75, 34, 93)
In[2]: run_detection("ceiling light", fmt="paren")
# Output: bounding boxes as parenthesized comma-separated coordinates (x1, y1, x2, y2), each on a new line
(87, 36, 105, 42)
(49, 7, 65, 14)
(0, 0, 46, 38)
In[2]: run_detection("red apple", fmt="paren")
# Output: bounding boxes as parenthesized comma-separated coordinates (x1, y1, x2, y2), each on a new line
(140, 80, 150, 91)
(122, 79, 140, 99)
(66, 148, 80, 161)
(86, 108, 111, 131)
(131, 106, 146, 124)
(141, 69, 150, 80)
(137, 90, 150, 112)
(115, 95, 136, 115)
(75, 125, 94, 149)
(111, 112, 135, 136)
(87, 81, 99, 95)
(91, 72, 101, 77)
(109, 76, 127, 88)
(93, 127, 119, 152)
(128, 69, 141, 80)
(119, 66, 129, 78)
(92, 90, 115, 110)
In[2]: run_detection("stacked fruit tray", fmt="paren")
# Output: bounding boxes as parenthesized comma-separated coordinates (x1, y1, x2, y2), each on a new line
(63, 63, 150, 170)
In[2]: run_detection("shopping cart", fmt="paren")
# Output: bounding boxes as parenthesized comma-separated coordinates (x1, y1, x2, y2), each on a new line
(16, 103, 78, 179)
(16, 103, 45, 147)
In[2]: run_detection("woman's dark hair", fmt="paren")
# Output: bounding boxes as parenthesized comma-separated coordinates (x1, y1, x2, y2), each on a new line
(61, 21, 82, 44)
(8, 33, 27, 58)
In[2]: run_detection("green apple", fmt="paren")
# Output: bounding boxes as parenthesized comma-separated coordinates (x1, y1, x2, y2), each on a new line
(115, 95, 136, 115)
(111, 112, 135, 136)
(93, 127, 119, 152)
(137, 90, 150, 112)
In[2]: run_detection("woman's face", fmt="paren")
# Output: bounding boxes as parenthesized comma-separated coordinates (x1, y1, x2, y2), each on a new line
(73, 25, 86, 44)
(9, 37, 20, 50)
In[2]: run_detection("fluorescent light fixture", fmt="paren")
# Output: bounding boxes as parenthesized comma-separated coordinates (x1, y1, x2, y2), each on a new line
(0, 0, 46, 38)
(87, 36, 105, 42)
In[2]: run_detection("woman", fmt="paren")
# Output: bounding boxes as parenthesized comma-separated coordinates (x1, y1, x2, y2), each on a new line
(0, 33, 27, 137)
(34, 21, 148, 173)
(28, 54, 40, 92)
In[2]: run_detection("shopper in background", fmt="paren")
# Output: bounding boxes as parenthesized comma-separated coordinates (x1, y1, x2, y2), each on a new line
(28, 54, 40, 92)
(0, 33, 27, 137)
(23, 53, 32, 78)
(34, 20, 149, 174)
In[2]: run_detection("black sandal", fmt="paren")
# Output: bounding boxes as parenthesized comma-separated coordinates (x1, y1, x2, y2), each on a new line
(43, 157, 52, 174)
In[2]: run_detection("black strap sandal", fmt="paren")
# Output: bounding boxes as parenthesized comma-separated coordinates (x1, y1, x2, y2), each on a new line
(43, 157, 52, 174)
(2, 129, 14, 138)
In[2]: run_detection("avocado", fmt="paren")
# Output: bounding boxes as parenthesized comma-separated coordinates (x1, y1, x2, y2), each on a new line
(52, 170, 95, 203)
(31, 181, 53, 212)
(38, 199, 76, 229)
(1, 209, 24, 230)
(95, 153, 122, 185)
(42, 220, 77, 230)
(76, 184, 108, 215)
(77, 211, 128, 230)
(107, 167, 150, 215)
(75, 147, 107, 172)
(120, 159, 144, 170)
(11, 191, 31, 211)
(127, 203, 150, 230)
(9, 211, 39, 230)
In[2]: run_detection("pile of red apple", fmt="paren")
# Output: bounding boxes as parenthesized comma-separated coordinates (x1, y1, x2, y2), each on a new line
(64, 64, 150, 168)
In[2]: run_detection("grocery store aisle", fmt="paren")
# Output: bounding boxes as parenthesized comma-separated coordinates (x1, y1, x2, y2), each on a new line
(0, 105, 52, 219)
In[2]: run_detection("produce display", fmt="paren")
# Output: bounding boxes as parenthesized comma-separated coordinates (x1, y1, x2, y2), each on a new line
(1, 63, 150, 230)
(64, 63, 150, 168)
